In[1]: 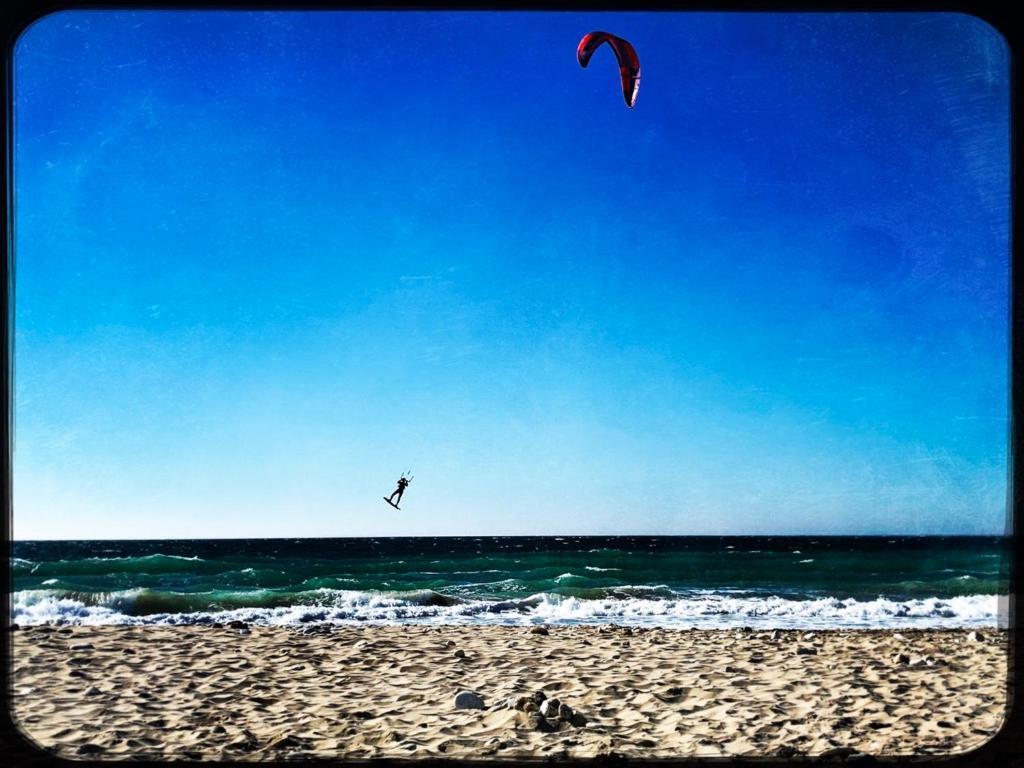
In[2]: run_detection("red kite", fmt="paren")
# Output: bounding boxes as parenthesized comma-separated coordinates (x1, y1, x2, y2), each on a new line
(577, 31, 641, 108)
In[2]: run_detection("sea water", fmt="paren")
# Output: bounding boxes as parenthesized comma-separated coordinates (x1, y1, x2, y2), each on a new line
(10, 536, 1009, 629)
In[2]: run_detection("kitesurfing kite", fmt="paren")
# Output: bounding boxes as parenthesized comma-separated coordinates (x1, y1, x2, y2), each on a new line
(576, 31, 641, 108)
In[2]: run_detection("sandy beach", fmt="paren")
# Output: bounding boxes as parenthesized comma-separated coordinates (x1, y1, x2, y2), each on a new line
(10, 624, 1007, 760)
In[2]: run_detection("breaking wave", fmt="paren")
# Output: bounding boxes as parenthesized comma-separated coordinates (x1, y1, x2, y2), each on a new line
(12, 588, 1003, 629)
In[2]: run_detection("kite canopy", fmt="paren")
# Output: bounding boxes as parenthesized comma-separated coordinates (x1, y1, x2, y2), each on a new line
(576, 31, 641, 108)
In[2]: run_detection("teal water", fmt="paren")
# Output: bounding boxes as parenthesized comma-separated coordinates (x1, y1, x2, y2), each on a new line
(11, 536, 1010, 628)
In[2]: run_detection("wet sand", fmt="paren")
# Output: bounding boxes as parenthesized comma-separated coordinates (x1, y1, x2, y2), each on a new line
(10, 624, 1008, 760)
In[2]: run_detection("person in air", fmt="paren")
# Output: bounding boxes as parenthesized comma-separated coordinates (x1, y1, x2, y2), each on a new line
(387, 475, 411, 507)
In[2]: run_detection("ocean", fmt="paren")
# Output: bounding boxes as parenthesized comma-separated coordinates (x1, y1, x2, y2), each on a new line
(10, 536, 1010, 629)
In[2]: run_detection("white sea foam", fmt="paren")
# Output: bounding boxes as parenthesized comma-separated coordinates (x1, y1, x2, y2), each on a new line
(11, 589, 1006, 630)
(585, 566, 622, 572)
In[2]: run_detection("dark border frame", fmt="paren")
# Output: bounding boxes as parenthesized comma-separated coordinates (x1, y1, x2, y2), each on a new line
(0, 2, 1018, 767)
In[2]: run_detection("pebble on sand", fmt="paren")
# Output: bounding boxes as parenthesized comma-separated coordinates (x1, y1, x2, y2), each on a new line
(539, 698, 561, 718)
(453, 691, 485, 710)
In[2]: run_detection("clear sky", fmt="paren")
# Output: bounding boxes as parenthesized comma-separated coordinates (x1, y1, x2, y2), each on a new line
(12, 11, 1010, 539)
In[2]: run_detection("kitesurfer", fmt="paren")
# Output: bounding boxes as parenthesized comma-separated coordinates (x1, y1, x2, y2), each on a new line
(387, 475, 411, 507)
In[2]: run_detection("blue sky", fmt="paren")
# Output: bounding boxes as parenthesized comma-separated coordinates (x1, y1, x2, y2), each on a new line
(12, 11, 1009, 539)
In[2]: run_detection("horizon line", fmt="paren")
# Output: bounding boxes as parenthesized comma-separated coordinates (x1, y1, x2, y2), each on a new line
(10, 533, 1011, 543)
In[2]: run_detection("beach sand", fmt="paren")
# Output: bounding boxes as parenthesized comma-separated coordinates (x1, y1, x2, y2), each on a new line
(10, 625, 1008, 760)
